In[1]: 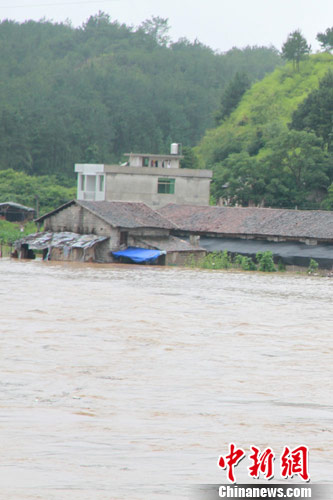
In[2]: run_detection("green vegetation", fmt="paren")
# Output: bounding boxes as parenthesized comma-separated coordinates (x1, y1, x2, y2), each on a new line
(0, 14, 281, 182)
(308, 258, 319, 274)
(196, 52, 333, 210)
(281, 30, 310, 72)
(196, 250, 232, 269)
(256, 251, 276, 272)
(317, 27, 333, 52)
(186, 250, 277, 272)
(234, 254, 257, 271)
(214, 72, 251, 124)
(0, 170, 76, 215)
(0, 220, 37, 245)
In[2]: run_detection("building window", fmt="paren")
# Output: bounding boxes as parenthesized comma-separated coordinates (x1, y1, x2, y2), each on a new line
(80, 174, 85, 191)
(99, 175, 104, 192)
(158, 178, 175, 194)
(142, 157, 149, 167)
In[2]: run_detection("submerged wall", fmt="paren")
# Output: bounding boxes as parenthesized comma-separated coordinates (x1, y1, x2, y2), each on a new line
(198, 236, 333, 268)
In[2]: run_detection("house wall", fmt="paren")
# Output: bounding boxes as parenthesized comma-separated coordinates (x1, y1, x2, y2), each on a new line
(43, 204, 120, 259)
(74, 164, 212, 207)
(44, 204, 115, 237)
(104, 169, 211, 208)
(49, 246, 96, 262)
(165, 250, 206, 266)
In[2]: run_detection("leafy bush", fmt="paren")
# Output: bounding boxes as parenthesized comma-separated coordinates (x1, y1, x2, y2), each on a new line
(256, 251, 276, 272)
(198, 250, 232, 269)
(308, 258, 319, 274)
(234, 254, 257, 270)
(0, 220, 37, 244)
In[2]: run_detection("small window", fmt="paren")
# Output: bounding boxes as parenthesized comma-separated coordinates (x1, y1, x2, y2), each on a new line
(158, 178, 175, 194)
(80, 175, 85, 191)
(99, 175, 104, 192)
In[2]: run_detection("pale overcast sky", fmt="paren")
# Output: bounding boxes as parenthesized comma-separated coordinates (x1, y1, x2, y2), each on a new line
(1, 0, 332, 52)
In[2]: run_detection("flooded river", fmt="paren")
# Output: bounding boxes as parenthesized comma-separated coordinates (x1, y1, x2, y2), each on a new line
(0, 259, 332, 499)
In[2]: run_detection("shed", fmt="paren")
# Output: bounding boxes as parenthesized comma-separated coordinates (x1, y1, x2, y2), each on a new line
(0, 202, 35, 222)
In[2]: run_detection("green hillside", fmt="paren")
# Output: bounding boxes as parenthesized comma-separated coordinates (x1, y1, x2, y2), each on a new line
(196, 53, 333, 210)
(0, 15, 281, 181)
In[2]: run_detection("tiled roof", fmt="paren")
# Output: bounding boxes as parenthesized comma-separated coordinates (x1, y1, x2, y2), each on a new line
(159, 204, 333, 240)
(0, 201, 34, 212)
(78, 200, 176, 229)
(35, 200, 176, 229)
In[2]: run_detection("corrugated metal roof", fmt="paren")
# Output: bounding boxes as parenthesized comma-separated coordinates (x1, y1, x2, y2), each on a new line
(36, 200, 176, 230)
(0, 202, 35, 212)
(159, 204, 333, 240)
(15, 231, 107, 250)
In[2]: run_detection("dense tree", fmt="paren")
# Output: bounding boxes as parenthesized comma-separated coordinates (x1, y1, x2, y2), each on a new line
(215, 72, 250, 124)
(180, 146, 199, 169)
(197, 54, 333, 209)
(290, 70, 333, 151)
(317, 27, 333, 52)
(0, 169, 76, 214)
(211, 131, 331, 209)
(281, 30, 310, 71)
(0, 17, 282, 180)
(138, 16, 171, 46)
(262, 130, 330, 208)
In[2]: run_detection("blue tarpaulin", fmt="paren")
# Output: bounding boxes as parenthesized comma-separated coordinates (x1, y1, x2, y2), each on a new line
(112, 246, 165, 263)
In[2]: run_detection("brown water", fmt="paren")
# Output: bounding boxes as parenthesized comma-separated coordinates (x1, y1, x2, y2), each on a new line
(0, 259, 332, 499)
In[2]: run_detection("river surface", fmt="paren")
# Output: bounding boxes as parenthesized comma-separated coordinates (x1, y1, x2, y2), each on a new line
(0, 259, 332, 499)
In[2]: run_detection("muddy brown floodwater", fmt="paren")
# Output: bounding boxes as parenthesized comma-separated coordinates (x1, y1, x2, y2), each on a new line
(0, 259, 332, 499)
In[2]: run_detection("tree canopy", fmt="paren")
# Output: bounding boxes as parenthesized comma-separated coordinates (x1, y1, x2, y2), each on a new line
(196, 53, 333, 210)
(0, 15, 281, 181)
(281, 30, 310, 71)
(214, 72, 250, 124)
(290, 70, 333, 151)
(317, 27, 333, 52)
(0, 169, 76, 215)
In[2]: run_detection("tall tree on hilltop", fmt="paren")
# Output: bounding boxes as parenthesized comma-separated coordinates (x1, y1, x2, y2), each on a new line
(281, 30, 310, 71)
(139, 16, 170, 46)
(316, 27, 333, 52)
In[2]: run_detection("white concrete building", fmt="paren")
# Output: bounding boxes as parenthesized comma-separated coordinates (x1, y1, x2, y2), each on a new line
(75, 147, 212, 208)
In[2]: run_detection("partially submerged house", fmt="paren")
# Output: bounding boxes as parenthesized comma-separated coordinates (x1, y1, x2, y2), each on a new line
(0, 202, 35, 222)
(159, 204, 333, 268)
(15, 200, 205, 265)
(74, 145, 212, 209)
